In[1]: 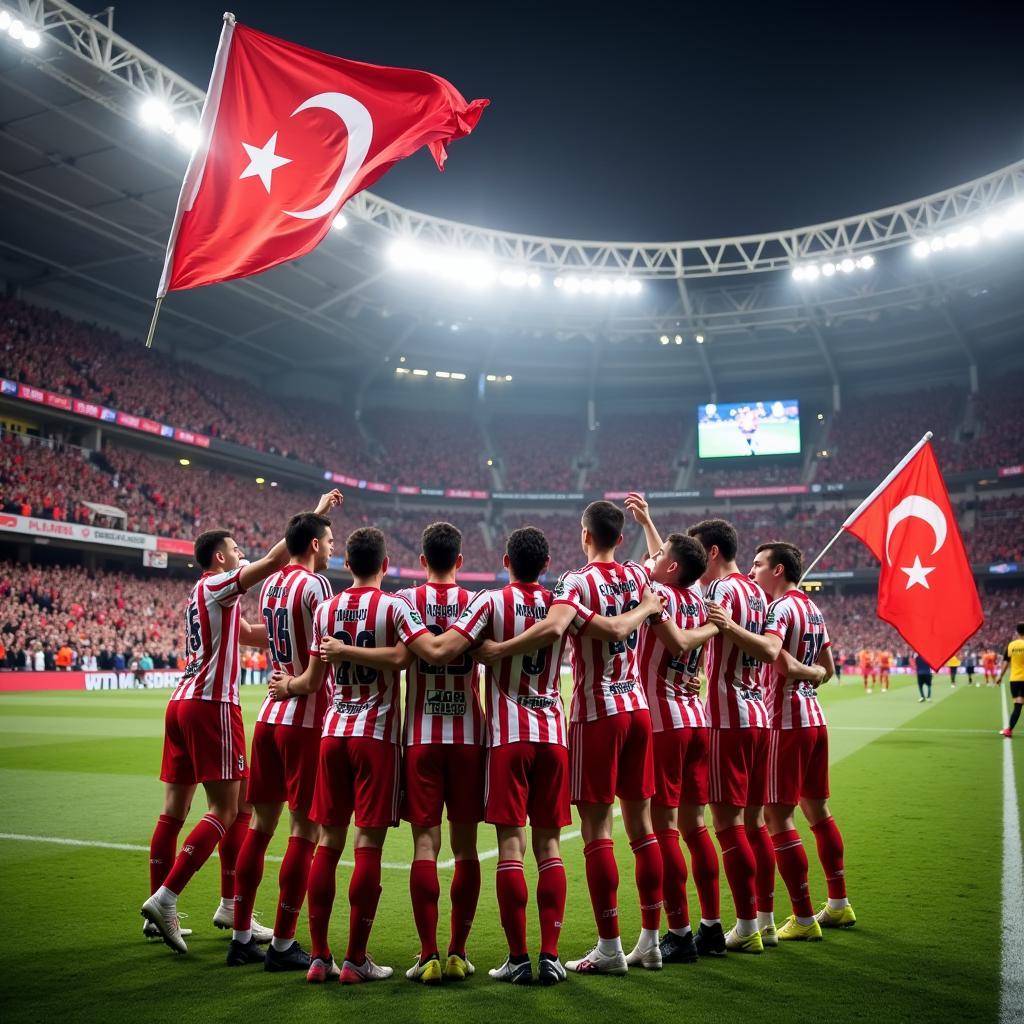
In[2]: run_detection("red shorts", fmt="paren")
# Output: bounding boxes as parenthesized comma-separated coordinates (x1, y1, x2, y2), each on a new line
(485, 742, 571, 829)
(766, 725, 830, 806)
(569, 709, 654, 805)
(652, 726, 709, 808)
(707, 726, 770, 808)
(310, 736, 401, 829)
(160, 699, 247, 785)
(246, 721, 320, 814)
(402, 743, 486, 827)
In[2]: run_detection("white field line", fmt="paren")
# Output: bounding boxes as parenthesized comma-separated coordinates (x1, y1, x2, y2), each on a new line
(0, 808, 624, 872)
(1000, 691, 1023, 1023)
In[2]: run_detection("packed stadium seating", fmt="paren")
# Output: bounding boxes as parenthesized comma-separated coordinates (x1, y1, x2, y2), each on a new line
(488, 413, 585, 492)
(587, 414, 685, 491)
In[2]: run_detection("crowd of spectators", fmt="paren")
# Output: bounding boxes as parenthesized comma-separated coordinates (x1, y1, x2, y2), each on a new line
(965, 493, 1024, 565)
(951, 382, 1021, 472)
(587, 414, 684, 491)
(489, 414, 586, 492)
(694, 463, 806, 491)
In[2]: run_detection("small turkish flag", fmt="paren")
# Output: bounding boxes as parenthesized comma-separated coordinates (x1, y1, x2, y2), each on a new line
(157, 18, 488, 295)
(842, 436, 982, 670)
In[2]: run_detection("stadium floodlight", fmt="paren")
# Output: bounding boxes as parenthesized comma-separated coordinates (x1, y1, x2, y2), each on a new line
(929, 236, 945, 252)
(178, 458, 190, 467)
(0, 12, 10, 31)
(659, 335, 670, 345)
(857, 254, 875, 270)
(255, 477, 265, 485)
(486, 374, 497, 381)
(912, 240, 931, 258)
(412, 368, 429, 376)
(695, 334, 705, 344)
(804, 265, 820, 281)
(527, 272, 541, 288)
(139, 97, 174, 133)
(945, 230, 961, 249)
(174, 120, 200, 151)
(505, 374, 513, 381)
(982, 216, 1003, 239)
(8, 18, 23, 40)
(821, 262, 836, 277)
(960, 225, 980, 247)
(1009, 202, 1024, 229)
(435, 370, 450, 378)
(22, 28, 40, 49)
(499, 268, 528, 287)
(674, 334, 683, 344)
(451, 372, 467, 380)
(395, 366, 409, 374)
(628, 280, 642, 295)
(839, 257, 855, 274)
(331, 213, 348, 231)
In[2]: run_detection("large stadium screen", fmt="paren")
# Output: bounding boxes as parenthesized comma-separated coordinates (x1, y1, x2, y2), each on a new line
(697, 399, 801, 458)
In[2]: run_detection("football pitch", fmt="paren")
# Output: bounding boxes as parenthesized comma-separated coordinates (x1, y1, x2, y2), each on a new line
(1, 676, 1020, 1024)
(697, 420, 801, 459)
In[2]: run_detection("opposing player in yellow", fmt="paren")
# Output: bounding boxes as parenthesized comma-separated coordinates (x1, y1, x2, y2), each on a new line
(998, 623, 1024, 738)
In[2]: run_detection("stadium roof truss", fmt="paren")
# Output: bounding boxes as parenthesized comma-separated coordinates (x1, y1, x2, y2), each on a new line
(1, 0, 1023, 391)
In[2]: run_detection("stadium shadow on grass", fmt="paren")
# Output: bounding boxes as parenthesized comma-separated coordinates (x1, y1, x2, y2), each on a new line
(0, 679, 1007, 1024)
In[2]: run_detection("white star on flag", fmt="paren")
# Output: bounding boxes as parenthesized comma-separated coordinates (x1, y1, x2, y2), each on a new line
(239, 132, 292, 193)
(901, 554, 936, 590)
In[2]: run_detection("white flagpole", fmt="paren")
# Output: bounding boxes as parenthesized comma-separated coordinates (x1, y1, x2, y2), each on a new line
(799, 431, 933, 585)
(146, 11, 237, 347)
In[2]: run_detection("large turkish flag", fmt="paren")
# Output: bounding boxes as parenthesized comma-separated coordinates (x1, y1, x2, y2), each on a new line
(158, 19, 488, 295)
(843, 438, 983, 669)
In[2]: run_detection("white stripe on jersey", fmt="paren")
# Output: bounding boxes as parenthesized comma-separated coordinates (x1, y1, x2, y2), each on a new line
(452, 583, 568, 747)
(314, 588, 428, 744)
(552, 560, 650, 723)
(172, 567, 245, 705)
(398, 583, 483, 746)
(640, 581, 711, 731)
(256, 567, 332, 729)
(703, 573, 770, 729)
(763, 590, 831, 729)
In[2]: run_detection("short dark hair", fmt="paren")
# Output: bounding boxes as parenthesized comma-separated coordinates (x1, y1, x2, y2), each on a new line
(506, 527, 549, 583)
(687, 518, 738, 562)
(756, 541, 803, 584)
(1017, 622, 1024, 635)
(665, 533, 708, 588)
(346, 527, 387, 578)
(422, 521, 462, 573)
(194, 529, 232, 570)
(582, 500, 624, 549)
(286, 512, 331, 557)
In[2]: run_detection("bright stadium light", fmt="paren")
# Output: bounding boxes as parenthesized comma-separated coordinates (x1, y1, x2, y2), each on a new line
(22, 28, 40, 49)
(804, 265, 820, 281)
(695, 334, 705, 344)
(8, 18, 23, 40)
(857, 254, 875, 270)
(139, 97, 174, 132)
(929, 237, 945, 252)
(555, 273, 641, 298)
(821, 262, 836, 277)
(0, 12, 10, 31)
(412, 368, 429, 376)
(451, 372, 467, 380)
(486, 374, 497, 381)
(839, 257, 855, 273)
(435, 370, 451, 378)
(912, 240, 930, 259)
(659, 335, 670, 345)
(331, 212, 348, 231)
(174, 120, 200, 151)
(674, 334, 683, 344)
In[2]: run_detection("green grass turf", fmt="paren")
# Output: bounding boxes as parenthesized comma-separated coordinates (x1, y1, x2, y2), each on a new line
(0, 674, 1016, 1024)
(697, 420, 801, 458)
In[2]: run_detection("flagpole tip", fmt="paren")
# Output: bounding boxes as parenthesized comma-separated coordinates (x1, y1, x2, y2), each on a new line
(223, 12, 236, 24)
(924, 431, 933, 440)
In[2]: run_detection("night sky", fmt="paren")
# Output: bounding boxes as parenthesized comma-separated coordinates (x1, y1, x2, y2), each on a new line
(118, 0, 1024, 241)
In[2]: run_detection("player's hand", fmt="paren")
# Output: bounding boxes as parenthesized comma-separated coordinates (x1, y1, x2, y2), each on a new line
(268, 671, 292, 700)
(684, 677, 702, 696)
(706, 602, 732, 633)
(314, 489, 344, 516)
(641, 588, 666, 619)
(474, 639, 503, 667)
(319, 635, 348, 663)
(624, 492, 651, 526)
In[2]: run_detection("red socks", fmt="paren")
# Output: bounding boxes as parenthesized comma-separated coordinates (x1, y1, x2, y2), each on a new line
(746, 823, 776, 915)
(274, 836, 315, 941)
(495, 859, 528, 957)
(583, 838, 620, 938)
(410, 859, 440, 959)
(537, 857, 566, 957)
(449, 858, 480, 956)
(810, 816, 847, 899)
(307, 844, 341, 962)
(771, 829, 814, 918)
(715, 824, 757, 920)
(232, 827, 272, 930)
(148, 813, 183, 894)
(684, 825, 720, 921)
(656, 829, 690, 931)
(346, 847, 383, 964)
(219, 810, 251, 900)
(162, 813, 226, 896)
(630, 833, 664, 930)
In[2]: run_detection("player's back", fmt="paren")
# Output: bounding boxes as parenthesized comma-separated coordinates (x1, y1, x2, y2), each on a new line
(398, 581, 483, 745)
(314, 587, 427, 744)
(640, 581, 710, 731)
(763, 590, 829, 729)
(1007, 637, 1024, 681)
(173, 567, 246, 704)
(453, 582, 568, 746)
(703, 572, 769, 728)
(553, 560, 651, 723)
(256, 565, 332, 729)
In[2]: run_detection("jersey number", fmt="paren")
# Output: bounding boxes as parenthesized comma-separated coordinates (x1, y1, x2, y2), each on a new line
(604, 599, 640, 655)
(668, 646, 702, 676)
(801, 632, 825, 667)
(418, 623, 472, 676)
(331, 630, 377, 687)
(522, 648, 550, 677)
(186, 603, 201, 656)
(262, 607, 293, 665)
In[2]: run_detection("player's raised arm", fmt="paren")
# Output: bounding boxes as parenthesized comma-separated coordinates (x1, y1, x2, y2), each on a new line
(238, 489, 343, 593)
(625, 492, 664, 559)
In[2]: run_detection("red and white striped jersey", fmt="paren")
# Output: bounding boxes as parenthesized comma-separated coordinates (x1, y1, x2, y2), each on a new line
(312, 587, 429, 743)
(703, 572, 770, 729)
(397, 583, 483, 746)
(452, 583, 573, 747)
(552, 560, 650, 723)
(640, 581, 711, 732)
(763, 590, 831, 729)
(172, 567, 247, 704)
(256, 565, 333, 729)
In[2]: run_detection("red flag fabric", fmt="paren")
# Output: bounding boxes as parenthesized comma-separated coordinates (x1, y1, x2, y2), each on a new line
(158, 19, 488, 295)
(842, 437, 982, 669)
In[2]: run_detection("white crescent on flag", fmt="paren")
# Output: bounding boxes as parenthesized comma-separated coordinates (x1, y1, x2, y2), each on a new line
(884, 494, 947, 565)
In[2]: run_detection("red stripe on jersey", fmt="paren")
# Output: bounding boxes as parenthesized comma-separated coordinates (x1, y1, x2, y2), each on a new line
(763, 590, 830, 729)
(703, 573, 770, 729)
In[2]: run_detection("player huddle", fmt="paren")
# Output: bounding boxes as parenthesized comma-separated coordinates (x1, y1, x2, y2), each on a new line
(140, 490, 855, 987)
